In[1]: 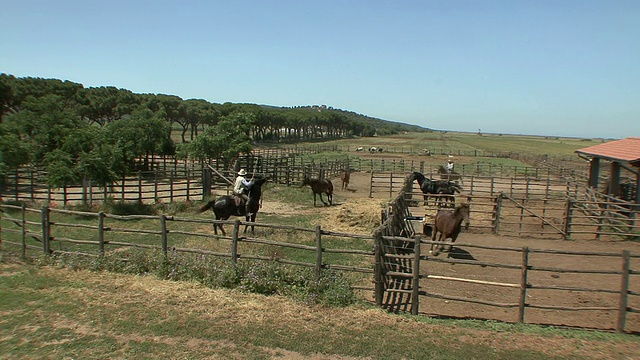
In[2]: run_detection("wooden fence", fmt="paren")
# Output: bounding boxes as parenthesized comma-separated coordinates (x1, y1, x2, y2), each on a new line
(0, 203, 376, 288)
(1, 196, 639, 332)
(374, 185, 640, 333)
(3, 147, 584, 207)
(380, 235, 639, 332)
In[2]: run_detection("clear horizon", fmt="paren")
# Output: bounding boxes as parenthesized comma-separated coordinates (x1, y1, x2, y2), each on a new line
(1, 1, 638, 139)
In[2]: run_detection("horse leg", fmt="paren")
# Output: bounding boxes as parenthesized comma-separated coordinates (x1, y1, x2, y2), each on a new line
(243, 213, 256, 235)
(215, 221, 226, 236)
(319, 192, 328, 206)
(327, 191, 332, 205)
(430, 225, 438, 255)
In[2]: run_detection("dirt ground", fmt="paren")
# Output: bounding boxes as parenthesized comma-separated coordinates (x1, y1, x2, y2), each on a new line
(261, 171, 640, 334)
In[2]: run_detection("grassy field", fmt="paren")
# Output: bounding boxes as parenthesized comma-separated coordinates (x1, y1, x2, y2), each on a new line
(2, 132, 635, 359)
(2, 257, 638, 360)
(284, 131, 604, 158)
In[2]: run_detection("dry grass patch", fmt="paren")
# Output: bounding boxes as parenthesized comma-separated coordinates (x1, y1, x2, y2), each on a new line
(5, 266, 634, 359)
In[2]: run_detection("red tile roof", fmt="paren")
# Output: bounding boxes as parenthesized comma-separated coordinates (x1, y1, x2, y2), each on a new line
(576, 137, 640, 165)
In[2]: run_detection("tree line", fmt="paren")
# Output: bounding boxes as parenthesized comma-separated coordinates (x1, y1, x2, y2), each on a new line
(0, 73, 426, 191)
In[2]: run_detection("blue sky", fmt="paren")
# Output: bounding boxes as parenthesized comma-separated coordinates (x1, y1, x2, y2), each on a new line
(1, 0, 638, 139)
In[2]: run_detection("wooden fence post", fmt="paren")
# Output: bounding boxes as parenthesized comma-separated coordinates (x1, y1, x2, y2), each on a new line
(154, 168, 159, 201)
(170, 170, 174, 203)
(518, 247, 530, 323)
(389, 172, 394, 198)
(161, 214, 168, 258)
(374, 231, 384, 306)
(21, 203, 26, 258)
(186, 167, 191, 202)
(563, 199, 573, 240)
(41, 206, 50, 255)
(617, 250, 630, 333)
(411, 235, 421, 315)
(369, 171, 374, 198)
(492, 194, 502, 234)
(202, 166, 211, 200)
(231, 220, 240, 265)
(315, 225, 323, 280)
(138, 171, 143, 203)
(98, 212, 105, 254)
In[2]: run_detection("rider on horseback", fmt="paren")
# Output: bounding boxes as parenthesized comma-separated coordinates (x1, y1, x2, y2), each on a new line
(234, 169, 251, 215)
(446, 158, 455, 174)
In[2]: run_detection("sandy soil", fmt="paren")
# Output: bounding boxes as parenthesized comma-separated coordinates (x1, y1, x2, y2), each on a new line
(261, 171, 640, 333)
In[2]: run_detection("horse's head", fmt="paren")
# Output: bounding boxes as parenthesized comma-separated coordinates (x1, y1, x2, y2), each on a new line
(411, 171, 425, 183)
(458, 203, 471, 229)
(299, 176, 310, 188)
(247, 176, 267, 198)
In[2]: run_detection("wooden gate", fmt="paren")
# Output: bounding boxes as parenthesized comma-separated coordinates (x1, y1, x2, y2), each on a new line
(375, 233, 421, 314)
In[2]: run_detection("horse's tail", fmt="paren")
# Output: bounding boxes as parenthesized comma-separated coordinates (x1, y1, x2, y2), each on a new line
(199, 199, 215, 213)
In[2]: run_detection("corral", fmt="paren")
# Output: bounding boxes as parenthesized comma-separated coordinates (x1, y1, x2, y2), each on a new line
(1, 147, 639, 334)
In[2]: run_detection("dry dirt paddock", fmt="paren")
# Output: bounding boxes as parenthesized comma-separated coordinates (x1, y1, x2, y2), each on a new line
(260, 170, 640, 334)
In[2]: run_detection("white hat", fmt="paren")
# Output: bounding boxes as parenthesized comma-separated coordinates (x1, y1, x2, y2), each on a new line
(238, 169, 247, 176)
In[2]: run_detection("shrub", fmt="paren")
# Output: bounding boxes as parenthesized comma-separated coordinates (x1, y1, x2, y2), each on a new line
(44, 249, 356, 307)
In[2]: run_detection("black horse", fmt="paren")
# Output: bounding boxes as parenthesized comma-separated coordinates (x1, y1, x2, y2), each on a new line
(300, 176, 334, 206)
(199, 176, 267, 235)
(411, 171, 462, 207)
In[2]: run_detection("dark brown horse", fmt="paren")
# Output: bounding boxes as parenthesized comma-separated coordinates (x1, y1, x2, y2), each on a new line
(430, 203, 470, 256)
(339, 169, 350, 190)
(199, 176, 267, 235)
(301, 176, 334, 206)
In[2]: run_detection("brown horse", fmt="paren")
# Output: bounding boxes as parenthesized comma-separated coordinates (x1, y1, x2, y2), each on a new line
(339, 169, 350, 190)
(437, 165, 464, 185)
(301, 176, 334, 206)
(430, 203, 470, 256)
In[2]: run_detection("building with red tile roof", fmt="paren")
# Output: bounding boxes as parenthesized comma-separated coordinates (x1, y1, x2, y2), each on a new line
(576, 137, 640, 202)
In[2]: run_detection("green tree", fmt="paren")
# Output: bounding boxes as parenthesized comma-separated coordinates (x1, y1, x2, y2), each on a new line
(77, 86, 140, 126)
(105, 108, 173, 172)
(43, 126, 121, 189)
(177, 112, 254, 164)
(3, 94, 82, 162)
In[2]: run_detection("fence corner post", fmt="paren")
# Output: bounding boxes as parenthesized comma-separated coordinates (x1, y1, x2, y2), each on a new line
(617, 250, 630, 333)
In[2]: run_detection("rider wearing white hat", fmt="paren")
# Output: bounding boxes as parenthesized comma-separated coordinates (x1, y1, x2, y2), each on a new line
(234, 169, 251, 215)
(446, 158, 455, 173)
